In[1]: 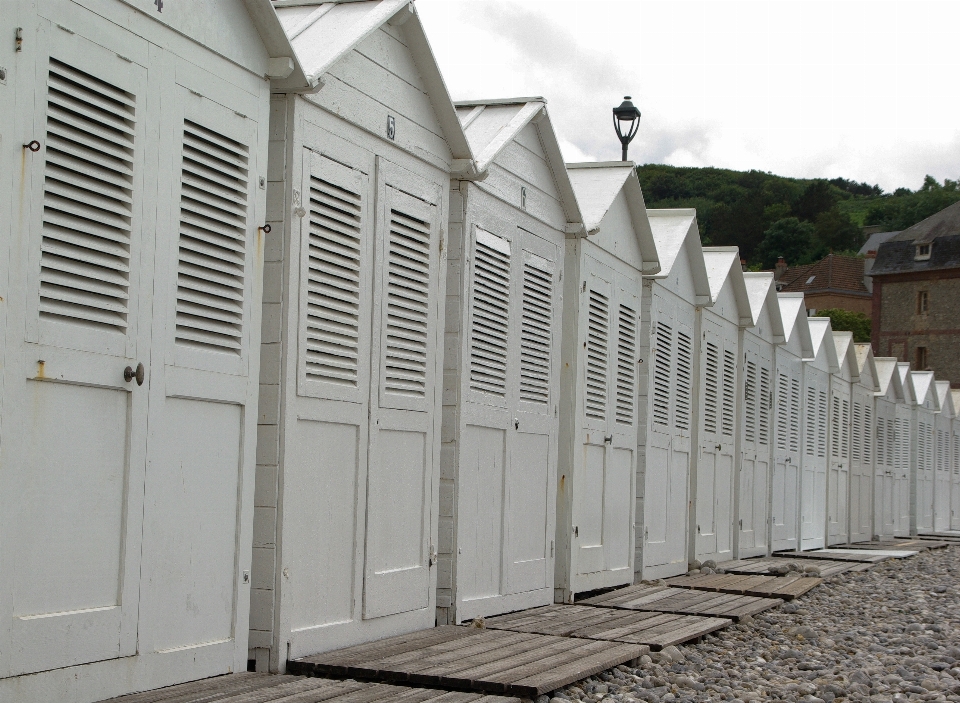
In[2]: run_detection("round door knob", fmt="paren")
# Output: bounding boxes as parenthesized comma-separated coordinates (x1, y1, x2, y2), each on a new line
(124, 362, 145, 386)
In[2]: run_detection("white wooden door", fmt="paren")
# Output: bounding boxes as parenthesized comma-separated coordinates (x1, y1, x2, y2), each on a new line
(894, 410, 912, 536)
(696, 320, 736, 561)
(827, 386, 850, 545)
(934, 421, 951, 531)
(771, 364, 801, 551)
(363, 158, 442, 619)
(952, 426, 960, 530)
(504, 230, 562, 596)
(875, 406, 897, 538)
(917, 416, 934, 532)
(849, 390, 873, 543)
(2, 24, 152, 677)
(572, 256, 638, 587)
(643, 295, 693, 574)
(801, 371, 828, 549)
(137, 67, 261, 662)
(283, 145, 374, 651)
(739, 342, 771, 556)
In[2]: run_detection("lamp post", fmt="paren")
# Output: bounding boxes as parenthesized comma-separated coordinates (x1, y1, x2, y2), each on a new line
(613, 96, 641, 162)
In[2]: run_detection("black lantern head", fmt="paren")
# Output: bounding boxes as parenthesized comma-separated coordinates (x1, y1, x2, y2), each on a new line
(613, 96, 641, 161)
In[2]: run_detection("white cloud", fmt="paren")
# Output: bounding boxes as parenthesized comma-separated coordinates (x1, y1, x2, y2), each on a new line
(417, 0, 960, 192)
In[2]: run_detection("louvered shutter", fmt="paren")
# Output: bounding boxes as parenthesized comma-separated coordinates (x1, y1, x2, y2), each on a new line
(584, 285, 609, 422)
(721, 350, 736, 437)
(174, 120, 249, 355)
(831, 395, 840, 458)
(790, 378, 800, 454)
(652, 322, 672, 427)
(744, 360, 757, 443)
(818, 390, 828, 458)
(615, 304, 637, 425)
(518, 251, 554, 406)
(377, 186, 437, 411)
(841, 399, 850, 459)
(675, 330, 693, 433)
(38, 58, 137, 341)
(852, 401, 862, 463)
(877, 421, 885, 467)
(777, 373, 788, 451)
(703, 342, 720, 435)
(759, 366, 770, 446)
(887, 419, 895, 466)
(298, 153, 370, 401)
(805, 387, 817, 457)
(469, 228, 511, 398)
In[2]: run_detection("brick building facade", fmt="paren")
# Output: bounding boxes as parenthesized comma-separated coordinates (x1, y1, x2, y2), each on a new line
(870, 201, 960, 387)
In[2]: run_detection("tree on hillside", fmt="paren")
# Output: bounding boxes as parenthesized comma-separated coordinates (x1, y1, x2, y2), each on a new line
(795, 180, 837, 222)
(817, 308, 871, 344)
(814, 207, 862, 253)
(864, 176, 960, 231)
(755, 218, 816, 270)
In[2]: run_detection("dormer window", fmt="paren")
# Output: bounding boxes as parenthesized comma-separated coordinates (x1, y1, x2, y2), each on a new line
(915, 243, 932, 260)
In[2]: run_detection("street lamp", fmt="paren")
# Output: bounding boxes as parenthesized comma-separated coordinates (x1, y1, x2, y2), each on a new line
(613, 96, 641, 162)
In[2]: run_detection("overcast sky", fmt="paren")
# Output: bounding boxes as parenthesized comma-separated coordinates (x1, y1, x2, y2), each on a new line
(417, 1, 960, 193)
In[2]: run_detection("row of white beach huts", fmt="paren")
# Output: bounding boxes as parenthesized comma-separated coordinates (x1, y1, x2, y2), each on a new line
(0, 1, 957, 702)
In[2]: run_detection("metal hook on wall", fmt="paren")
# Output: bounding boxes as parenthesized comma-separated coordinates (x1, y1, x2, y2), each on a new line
(24, 140, 40, 152)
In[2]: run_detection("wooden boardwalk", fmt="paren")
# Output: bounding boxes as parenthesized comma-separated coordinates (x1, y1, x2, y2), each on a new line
(483, 604, 730, 650)
(775, 550, 889, 563)
(833, 538, 949, 551)
(288, 625, 645, 699)
(918, 532, 960, 542)
(100, 673, 524, 702)
(718, 557, 870, 577)
(579, 584, 780, 621)
(665, 573, 822, 600)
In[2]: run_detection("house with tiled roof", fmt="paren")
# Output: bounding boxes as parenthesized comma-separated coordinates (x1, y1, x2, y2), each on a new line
(869, 200, 960, 386)
(773, 253, 871, 315)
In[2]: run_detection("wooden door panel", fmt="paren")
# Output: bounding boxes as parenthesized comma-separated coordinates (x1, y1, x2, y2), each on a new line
(602, 447, 633, 571)
(504, 431, 550, 595)
(459, 425, 506, 602)
(576, 443, 607, 574)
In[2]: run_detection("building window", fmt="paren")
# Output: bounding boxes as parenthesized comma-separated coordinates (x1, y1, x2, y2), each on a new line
(915, 243, 932, 260)
(917, 290, 929, 314)
(915, 346, 928, 370)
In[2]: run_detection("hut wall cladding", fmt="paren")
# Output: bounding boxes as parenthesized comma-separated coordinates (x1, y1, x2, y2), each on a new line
(252, 13, 457, 674)
(439, 118, 568, 626)
(827, 335, 855, 547)
(0, 1, 274, 702)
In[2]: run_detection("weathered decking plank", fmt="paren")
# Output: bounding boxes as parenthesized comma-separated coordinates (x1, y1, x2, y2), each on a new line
(775, 550, 889, 563)
(717, 557, 868, 577)
(98, 674, 525, 703)
(288, 626, 644, 698)
(579, 584, 780, 621)
(482, 604, 730, 650)
(666, 573, 822, 600)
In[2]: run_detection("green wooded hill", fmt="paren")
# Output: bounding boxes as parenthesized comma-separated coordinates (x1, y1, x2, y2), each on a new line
(636, 164, 960, 269)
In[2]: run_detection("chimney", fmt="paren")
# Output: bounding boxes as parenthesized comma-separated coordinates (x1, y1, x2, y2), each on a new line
(774, 256, 788, 281)
(863, 252, 876, 293)
(740, 257, 747, 272)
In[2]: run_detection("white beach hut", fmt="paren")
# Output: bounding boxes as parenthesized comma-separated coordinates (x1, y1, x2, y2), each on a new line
(738, 273, 785, 557)
(638, 210, 712, 579)
(910, 370, 938, 533)
(850, 344, 879, 544)
(0, 2, 296, 700)
(771, 294, 814, 553)
(827, 331, 859, 546)
(894, 363, 917, 534)
(952, 390, 960, 531)
(691, 247, 753, 565)
(556, 162, 660, 601)
(933, 381, 955, 532)
(801, 318, 840, 550)
(873, 357, 908, 539)
(251, 0, 479, 671)
(436, 98, 584, 624)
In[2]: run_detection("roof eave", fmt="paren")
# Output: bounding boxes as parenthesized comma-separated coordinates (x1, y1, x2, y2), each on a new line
(243, 0, 311, 90)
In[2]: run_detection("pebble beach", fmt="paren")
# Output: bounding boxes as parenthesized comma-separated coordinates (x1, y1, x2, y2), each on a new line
(546, 546, 960, 703)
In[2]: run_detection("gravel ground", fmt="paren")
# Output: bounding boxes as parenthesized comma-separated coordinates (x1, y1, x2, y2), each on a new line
(544, 545, 960, 703)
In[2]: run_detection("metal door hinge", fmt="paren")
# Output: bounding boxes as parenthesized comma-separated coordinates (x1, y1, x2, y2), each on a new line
(429, 545, 437, 566)
(573, 525, 578, 537)
(16, 27, 23, 52)
(550, 540, 554, 557)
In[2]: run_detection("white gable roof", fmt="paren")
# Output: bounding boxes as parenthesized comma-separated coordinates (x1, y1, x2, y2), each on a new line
(566, 162, 660, 273)
(702, 247, 753, 326)
(952, 390, 960, 418)
(808, 317, 840, 371)
(854, 343, 879, 392)
(646, 209, 711, 305)
(936, 381, 954, 418)
(875, 357, 904, 401)
(911, 370, 939, 411)
(897, 363, 917, 404)
(778, 293, 814, 357)
(833, 331, 860, 383)
(743, 272, 785, 342)
(271, 0, 476, 171)
(455, 98, 582, 226)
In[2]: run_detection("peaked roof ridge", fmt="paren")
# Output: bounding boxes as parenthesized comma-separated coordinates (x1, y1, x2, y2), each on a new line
(854, 343, 879, 391)
(743, 272, 784, 341)
(935, 380, 954, 416)
(702, 247, 752, 324)
(891, 199, 960, 243)
(777, 292, 813, 356)
(646, 209, 711, 304)
(808, 317, 840, 370)
(833, 330, 860, 382)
